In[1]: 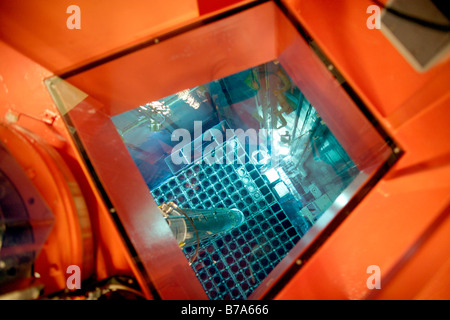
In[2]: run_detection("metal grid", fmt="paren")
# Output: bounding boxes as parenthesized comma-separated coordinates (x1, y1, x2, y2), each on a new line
(151, 139, 301, 299)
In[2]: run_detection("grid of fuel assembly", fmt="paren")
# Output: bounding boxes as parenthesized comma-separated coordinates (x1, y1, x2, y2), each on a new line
(151, 142, 301, 300)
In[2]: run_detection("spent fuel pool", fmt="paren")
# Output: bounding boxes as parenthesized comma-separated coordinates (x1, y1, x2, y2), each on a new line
(151, 155, 306, 300)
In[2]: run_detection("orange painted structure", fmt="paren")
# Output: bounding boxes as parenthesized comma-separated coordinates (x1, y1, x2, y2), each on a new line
(0, 0, 448, 300)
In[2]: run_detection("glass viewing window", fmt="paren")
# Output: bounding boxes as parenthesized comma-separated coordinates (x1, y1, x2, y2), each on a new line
(46, 1, 401, 300)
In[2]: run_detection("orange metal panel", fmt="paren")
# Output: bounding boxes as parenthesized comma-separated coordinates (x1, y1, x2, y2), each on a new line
(391, 95, 450, 169)
(414, 256, 450, 300)
(369, 201, 450, 300)
(275, 0, 450, 300)
(0, 0, 199, 74)
(275, 180, 450, 300)
(1, 0, 449, 300)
